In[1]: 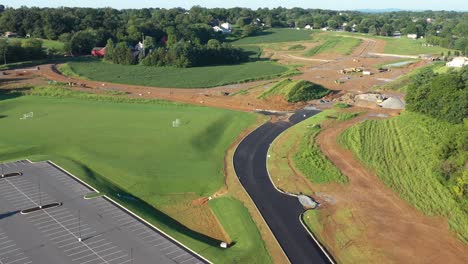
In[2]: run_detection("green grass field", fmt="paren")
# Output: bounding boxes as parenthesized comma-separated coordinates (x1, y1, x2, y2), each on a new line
(210, 197, 271, 263)
(304, 35, 361, 56)
(232, 28, 313, 45)
(332, 32, 452, 55)
(0, 87, 270, 262)
(65, 59, 290, 88)
(1, 37, 65, 51)
(381, 37, 451, 55)
(339, 111, 468, 242)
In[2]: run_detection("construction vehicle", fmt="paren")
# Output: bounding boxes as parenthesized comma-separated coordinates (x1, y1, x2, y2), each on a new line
(339, 67, 364, 74)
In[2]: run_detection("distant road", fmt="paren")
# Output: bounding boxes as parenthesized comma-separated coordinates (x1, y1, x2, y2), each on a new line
(233, 110, 331, 264)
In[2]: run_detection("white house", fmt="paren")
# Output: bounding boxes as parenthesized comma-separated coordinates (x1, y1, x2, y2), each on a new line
(446, 57, 468, 68)
(221, 23, 232, 30)
(136, 41, 144, 51)
(213, 26, 230, 34)
(304, 24, 312, 30)
(407, 34, 418, 39)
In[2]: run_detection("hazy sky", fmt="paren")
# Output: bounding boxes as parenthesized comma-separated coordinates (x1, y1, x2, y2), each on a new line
(5, 0, 468, 11)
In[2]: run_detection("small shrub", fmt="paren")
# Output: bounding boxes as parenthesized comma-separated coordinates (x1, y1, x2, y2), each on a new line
(288, 44, 306, 51)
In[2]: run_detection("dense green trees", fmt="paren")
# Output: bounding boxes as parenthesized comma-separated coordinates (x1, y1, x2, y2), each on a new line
(0, 38, 45, 64)
(406, 67, 467, 124)
(0, 6, 465, 54)
(412, 68, 468, 202)
(140, 40, 247, 67)
(69, 30, 97, 55)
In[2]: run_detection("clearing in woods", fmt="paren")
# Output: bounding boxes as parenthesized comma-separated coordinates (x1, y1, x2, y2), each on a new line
(0, 87, 271, 263)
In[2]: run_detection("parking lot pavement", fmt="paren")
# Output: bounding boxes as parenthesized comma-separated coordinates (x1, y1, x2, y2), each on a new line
(0, 160, 208, 264)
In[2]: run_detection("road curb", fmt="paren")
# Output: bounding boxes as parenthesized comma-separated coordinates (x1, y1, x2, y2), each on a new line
(262, 113, 335, 264)
(299, 212, 336, 264)
(231, 116, 292, 264)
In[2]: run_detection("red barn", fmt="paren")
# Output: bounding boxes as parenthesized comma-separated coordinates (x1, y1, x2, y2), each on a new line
(91, 47, 106, 57)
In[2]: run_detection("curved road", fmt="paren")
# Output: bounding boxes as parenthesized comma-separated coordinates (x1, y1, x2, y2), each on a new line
(233, 110, 331, 264)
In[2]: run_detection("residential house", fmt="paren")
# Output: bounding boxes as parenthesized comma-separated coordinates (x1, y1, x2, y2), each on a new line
(4, 32, 18, 38)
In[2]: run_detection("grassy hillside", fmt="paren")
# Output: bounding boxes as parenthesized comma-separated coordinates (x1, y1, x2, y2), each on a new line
(259, 78, 331, 102)
(305, 35, 362, 56)
(268, 110, 347, 195)
(339, 112, 468, 242)
(289, 111, 348, 184)
(380, 62, 445, 91)
(232, 28, 313, 44)
(0, 87, 269, 262)
(66, 59, 290, 88)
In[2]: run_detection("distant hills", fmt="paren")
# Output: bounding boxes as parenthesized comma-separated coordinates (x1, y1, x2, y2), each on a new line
(356, 8, 465, 13)
(356, 9, 407, 13)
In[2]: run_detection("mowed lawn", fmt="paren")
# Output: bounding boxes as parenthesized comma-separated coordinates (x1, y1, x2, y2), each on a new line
(304, 35, 362, 56)
(0, 91, 270, 262)
(232, 28, 313, 44)
(1, 37, 65, 51)
(339, 112, 468, 242)
(381, 37, 451, 55)
(67, 60, 289, 88)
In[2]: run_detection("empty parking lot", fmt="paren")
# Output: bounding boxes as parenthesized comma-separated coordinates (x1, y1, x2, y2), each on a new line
(0, 160, 208, 264)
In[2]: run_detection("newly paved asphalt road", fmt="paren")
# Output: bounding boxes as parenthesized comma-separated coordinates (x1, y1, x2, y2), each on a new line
(0, 160, 207, 264)
(234, 110, 331, 264)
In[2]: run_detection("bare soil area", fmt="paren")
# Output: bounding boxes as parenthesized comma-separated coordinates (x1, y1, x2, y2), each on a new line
(312, 111, 468, 263)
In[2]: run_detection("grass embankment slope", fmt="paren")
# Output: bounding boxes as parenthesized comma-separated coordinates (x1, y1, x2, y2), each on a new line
(65, 59, 290, 88)
(259, 78, 331, 102)
(380, 62, 445, 91)
(268, 110, 348, 195)
(304, 35, 362, 56)
(232, 28, 313, 45)
(0, 87, 270, 263)
(339, 112, 468, 242)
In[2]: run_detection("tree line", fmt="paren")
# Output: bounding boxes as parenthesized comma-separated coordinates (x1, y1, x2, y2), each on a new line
(405, 66, 467, 202)
(0, 6, 466, 54)
(0, 38, 46, 64)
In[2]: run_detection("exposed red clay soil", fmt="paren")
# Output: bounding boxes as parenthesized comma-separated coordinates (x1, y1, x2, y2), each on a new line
(313, 111, 468, 263)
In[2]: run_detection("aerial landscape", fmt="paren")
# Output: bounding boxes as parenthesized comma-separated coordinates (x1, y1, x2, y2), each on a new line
(0, 0, 467, 263)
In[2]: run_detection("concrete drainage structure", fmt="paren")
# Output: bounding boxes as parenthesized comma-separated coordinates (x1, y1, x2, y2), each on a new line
(298, 195, 319, 209)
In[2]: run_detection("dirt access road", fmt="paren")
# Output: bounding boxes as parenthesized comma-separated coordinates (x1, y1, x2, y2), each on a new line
(268, 34, 428, 93)
(314, 113, 468, 263)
